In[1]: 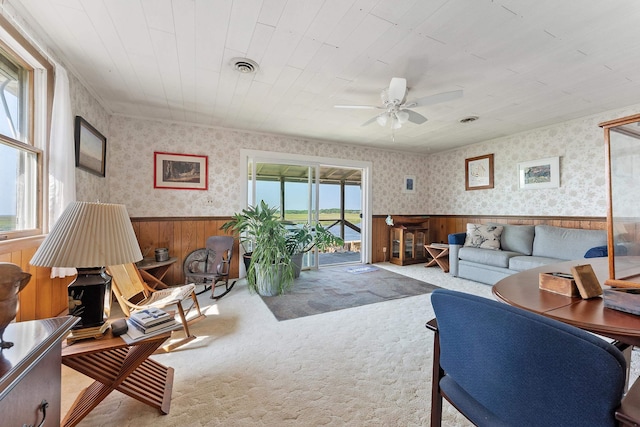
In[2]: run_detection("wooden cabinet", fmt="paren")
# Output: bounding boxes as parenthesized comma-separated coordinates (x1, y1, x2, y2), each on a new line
(0, 316, 77, 426)
(390, 218, 429, 265)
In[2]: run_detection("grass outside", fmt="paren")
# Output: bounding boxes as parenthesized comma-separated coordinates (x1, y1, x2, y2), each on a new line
(0, 216, 15, 232)
(284, 211, 361, 225)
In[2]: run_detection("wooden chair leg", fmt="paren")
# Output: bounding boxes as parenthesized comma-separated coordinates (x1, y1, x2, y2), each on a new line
(427, 320, 443, 427)
(190, 291, 203, 318)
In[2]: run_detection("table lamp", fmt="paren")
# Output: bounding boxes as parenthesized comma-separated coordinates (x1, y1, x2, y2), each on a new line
(30, 202, 142, 329)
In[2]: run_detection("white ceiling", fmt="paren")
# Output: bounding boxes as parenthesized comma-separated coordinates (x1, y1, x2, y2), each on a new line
(10, 0, 640, 153)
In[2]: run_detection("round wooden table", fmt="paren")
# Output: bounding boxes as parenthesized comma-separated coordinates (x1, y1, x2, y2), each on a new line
(492, 257, 640, 347)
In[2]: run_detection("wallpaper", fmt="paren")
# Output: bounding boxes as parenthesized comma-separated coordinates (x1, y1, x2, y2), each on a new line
(106, 117, 429, 217)
(97, 104, 640, 219)
(426, 105, 640, 217)
(69, 72, 111, 204)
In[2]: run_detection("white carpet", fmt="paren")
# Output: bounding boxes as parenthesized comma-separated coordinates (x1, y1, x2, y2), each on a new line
(60, 263, 637, 426)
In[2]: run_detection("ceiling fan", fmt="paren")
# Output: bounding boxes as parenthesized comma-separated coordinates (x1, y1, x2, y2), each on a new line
(334, 77, 463, 130)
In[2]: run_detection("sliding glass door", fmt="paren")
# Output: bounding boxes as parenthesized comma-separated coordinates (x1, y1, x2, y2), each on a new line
(243, 150, 370, 273)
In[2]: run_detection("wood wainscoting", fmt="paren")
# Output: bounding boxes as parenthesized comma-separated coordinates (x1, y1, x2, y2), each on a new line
(130, 217, 240, 286)
(0, 236, 72, 321)
(4, 214, 606, 321)
(371, 215, 607, 264)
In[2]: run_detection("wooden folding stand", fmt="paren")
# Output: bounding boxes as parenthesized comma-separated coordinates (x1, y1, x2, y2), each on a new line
(61, 329, 174, 427)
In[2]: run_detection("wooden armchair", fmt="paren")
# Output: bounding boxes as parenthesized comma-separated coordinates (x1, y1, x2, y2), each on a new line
(107, 263, 205, 351)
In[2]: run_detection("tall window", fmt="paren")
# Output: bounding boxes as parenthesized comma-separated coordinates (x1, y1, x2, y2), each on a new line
(0, 18, 51, 241)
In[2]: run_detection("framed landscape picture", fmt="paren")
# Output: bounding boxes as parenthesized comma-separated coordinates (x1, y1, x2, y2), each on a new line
(465, 154, 494, 190)
(154, 152, 208, 190)
(75, 116, 106, 177)
(518, 156, 559, 189)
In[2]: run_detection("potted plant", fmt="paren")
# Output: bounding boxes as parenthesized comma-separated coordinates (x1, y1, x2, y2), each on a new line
(285, 222, 344, 278)
(221, 201, 294, 296)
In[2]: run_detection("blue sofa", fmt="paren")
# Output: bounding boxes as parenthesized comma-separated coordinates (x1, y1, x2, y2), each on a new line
(448, 224, 607, 285)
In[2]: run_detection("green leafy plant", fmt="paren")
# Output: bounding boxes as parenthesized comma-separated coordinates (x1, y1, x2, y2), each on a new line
(221, 201, 294, 295)
(285, 222, 344, 255)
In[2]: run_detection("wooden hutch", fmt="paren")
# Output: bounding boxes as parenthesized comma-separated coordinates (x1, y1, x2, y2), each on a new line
(389, 216, 430, 266)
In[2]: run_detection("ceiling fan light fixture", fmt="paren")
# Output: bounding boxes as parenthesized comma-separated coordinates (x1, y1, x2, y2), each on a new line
(392, 118, 402, 130)
(230, 57, 259, 74)
(396, 110, 410, 124)
(376, 114, 388, 126)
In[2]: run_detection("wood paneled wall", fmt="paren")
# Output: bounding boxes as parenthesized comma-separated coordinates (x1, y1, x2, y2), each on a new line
(131, 217, 239, 286)
(0, 237, 72, 321)
(3, 214, 606, 321)
(371, 215, 607, 263)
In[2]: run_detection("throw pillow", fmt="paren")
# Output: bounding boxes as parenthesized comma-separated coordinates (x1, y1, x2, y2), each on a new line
(464, 224, 504, 250)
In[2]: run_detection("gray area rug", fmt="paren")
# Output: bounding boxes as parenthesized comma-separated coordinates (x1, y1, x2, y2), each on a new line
(261, 264, 440, 321)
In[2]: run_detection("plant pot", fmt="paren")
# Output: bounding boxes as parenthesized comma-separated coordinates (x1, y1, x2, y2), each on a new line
(291, 252, 304, 278)
(243, 252, 252, 274)
(254, 263, 286, 296)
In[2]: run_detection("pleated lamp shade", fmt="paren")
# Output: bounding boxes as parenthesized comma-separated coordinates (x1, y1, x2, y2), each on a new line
(30, 201, 143, 268)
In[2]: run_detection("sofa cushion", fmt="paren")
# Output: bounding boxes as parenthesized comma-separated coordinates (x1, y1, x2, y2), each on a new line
(459, 247, 521, 268)
(532, 225, 607, 260)
(488, 223, 535, 255)
(509, 255, 563, 271)
(464, 224, 504, 250)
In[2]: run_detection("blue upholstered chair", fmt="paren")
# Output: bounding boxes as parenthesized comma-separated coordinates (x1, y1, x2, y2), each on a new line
(427, 289, 640, 427)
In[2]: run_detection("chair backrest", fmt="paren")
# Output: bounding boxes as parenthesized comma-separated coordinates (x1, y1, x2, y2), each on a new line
(205, 235, 233, 275)
(107, 264, 147, 315)
(431, 289, 626, 427)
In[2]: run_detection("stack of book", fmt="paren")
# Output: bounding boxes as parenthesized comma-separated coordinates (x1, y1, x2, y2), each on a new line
(129, 307, 177, 333)
(122, 308, 180, 344)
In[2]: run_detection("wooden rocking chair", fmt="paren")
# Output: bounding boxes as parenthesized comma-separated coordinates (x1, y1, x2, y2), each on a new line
(107, 263, 205, 351)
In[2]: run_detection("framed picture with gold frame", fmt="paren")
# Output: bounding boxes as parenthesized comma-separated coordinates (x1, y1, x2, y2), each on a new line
(465, 154, 494, 191)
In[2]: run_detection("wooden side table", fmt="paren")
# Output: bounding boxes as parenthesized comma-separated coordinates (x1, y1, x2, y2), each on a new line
(136, 257, 178, 289)
(425, 243, 450, 273)
(61, 329, 174, 427)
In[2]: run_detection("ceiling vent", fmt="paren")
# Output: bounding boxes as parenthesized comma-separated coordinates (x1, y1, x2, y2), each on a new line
(231, 57, 259, 74)
(459, 116, 479, 124)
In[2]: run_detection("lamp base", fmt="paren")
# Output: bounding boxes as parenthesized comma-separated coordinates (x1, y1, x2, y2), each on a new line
(68, 267, 112, 329)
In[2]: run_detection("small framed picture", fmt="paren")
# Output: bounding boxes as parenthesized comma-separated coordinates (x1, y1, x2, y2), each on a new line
(403, 175, 416, 193)
(465, 154, 494, 190)
(75, 116, 106, 177)
(154, 152, 208, 190)
(518, 157, 560, 190)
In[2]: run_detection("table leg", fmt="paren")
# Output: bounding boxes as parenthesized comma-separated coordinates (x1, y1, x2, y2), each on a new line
(425, 246, 450, 273)
(62, 338, 173, 426)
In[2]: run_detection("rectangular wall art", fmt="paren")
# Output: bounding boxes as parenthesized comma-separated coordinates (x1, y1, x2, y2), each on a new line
(518, 157, 560, 190)
(75, 116, 107, 177)
(465, 154, 494, 190)
(154, 152, 208, 190)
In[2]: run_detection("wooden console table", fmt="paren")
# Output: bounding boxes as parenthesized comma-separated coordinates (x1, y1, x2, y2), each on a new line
(61, 329, 174, 426)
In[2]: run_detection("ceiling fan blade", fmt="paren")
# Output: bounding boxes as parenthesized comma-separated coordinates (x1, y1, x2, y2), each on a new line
(404, 89, 463, 108)
(404, 109, 428, 125)
(361, 114, 384, 127)
(388, 77, 407, 102)
(334, 104, 381, 110)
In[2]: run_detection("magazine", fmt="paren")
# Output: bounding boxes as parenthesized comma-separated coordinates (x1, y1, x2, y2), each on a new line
(130, 307, 171, 327)
(129, 317, 177, 334)
(121, 318, 181, 344)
